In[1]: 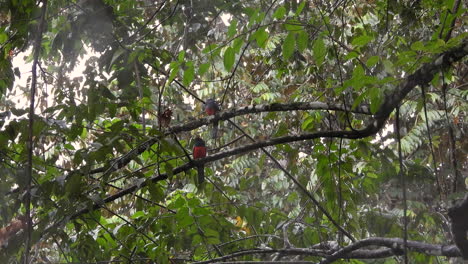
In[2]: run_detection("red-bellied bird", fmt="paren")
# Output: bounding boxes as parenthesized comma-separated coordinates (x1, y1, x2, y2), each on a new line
(204, 98, 220, 138)
(192, 137, 207, 185)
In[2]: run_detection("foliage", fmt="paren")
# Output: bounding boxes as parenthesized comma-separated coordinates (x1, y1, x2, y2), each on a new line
(0, 0, 466, 263)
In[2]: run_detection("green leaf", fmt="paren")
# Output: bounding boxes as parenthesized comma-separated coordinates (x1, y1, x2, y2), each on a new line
(198, 63, 210, 76)
(176, 207, 194, 228)
(204, 228, 220, 239)
(345, 51, 359, 60)
(295, 1, 306, 16)
(233, 38, 244, 53)
(351, 92, 367, 110)
(273, 6, 286, 19)
(366, 56, 379, 67)
(255, 28, 269, 48)
(284, 20, 303, 31)
(131, 211, 146, 219)
(352, 35, 373, 47)
(227, 19, 237, 38)
(282, 32, 295, 60)
(223, 47, 235, 71)
(192, 235, 202, 246)
(0, 32, 7, 43)
(168, 62, 179, 83)
(178, 50, 186, 62)
(352, 65, 365, 79)
(252, 82, 268, 92)
(207, 236, 221, 244)
(297, 30, 308, 51)
(183, 62, 195, 86)
(369, 87, 382, 114)
(301, 114, 315, 131)
(410, 41, 425, 51)
(313, 38, 326, 65)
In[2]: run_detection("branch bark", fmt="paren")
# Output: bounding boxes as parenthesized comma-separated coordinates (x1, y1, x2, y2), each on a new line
(188, 237, 462, 264)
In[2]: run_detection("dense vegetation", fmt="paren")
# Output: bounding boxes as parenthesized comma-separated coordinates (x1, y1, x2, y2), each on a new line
(0, 0, 467, 263)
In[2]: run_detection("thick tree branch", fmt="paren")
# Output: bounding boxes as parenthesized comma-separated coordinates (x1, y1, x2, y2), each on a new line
(320, 237, 461, 263)
(88, 101, 372, 176)
(190, 237, 462, 264)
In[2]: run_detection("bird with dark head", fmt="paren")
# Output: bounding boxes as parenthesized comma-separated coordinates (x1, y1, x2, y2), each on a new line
(158, 108, 172, 128)
(192, 137, 207, 185)
(204, 98, 220, 138)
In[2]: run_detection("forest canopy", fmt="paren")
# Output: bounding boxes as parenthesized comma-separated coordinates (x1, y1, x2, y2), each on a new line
(0, 0, 467, 263)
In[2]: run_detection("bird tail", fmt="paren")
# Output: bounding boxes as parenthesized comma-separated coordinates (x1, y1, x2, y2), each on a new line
(197, 165, 205, 185)
(211, 121, 218, 139)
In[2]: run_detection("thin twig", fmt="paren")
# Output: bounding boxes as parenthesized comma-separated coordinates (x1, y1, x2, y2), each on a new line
(25, 1, 48, 262)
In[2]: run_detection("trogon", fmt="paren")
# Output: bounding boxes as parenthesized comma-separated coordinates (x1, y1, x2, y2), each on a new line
(204, 98, 220, 138)
(158, 108, 172, 128)
(192, 137, 207, 185)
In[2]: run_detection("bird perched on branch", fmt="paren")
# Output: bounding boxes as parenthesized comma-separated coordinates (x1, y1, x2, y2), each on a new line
(158, 108, 172, 128)
(192, 137, 207, 185)
(204, 98, 220, 138)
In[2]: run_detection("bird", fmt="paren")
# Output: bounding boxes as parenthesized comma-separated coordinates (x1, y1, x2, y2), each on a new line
(204, 98, 220, 138)
(192, 137, 207, 185)
(158, 108, 172, 128)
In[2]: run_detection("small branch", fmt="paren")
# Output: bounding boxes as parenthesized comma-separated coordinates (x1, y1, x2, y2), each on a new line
(25, 0, 48, 262)
(134, 60, 145, 134)
(227, 120, 356, 242)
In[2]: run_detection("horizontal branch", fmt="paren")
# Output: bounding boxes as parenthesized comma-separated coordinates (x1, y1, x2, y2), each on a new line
(89, 101, 373, 176)
(320, 237, 462, 263)
(166, 102, 371, 138)
(190, 237, 461, 264)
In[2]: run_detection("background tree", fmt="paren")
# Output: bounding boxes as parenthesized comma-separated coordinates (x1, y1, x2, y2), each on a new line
(0, 0, 467, 263)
